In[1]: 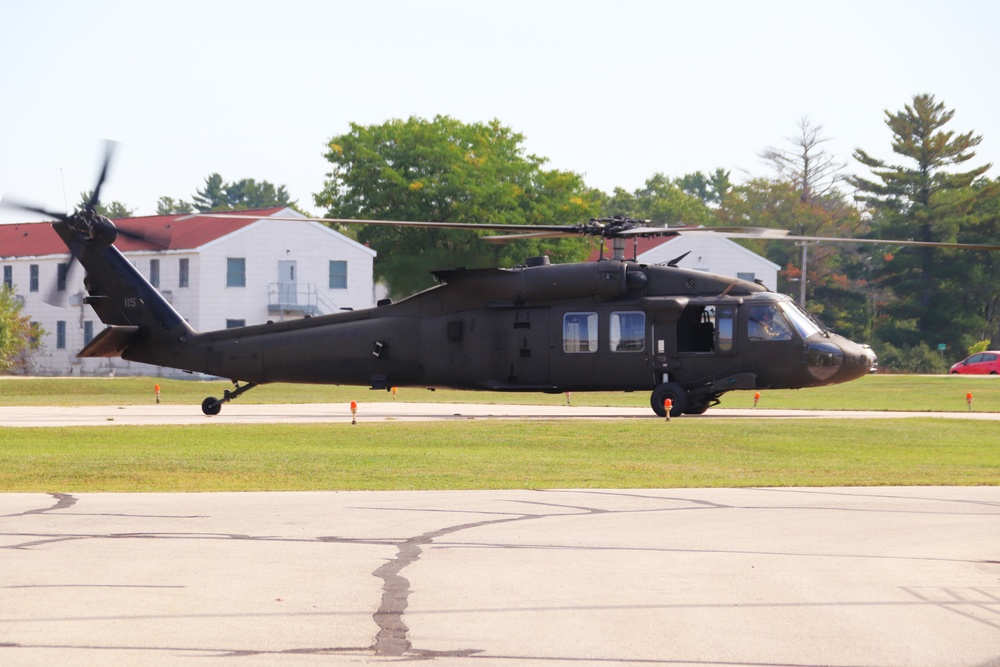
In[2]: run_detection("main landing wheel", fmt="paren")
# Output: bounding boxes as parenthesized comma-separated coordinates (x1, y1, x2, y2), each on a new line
(650, 382, 688, 418)
(202, 397, 222, 416)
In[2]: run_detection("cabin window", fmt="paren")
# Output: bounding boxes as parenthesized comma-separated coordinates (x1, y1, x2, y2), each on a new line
(717, 306, 735, 352)
(563, 312, 598, 353)
(677, 305, 716, 353)
(226, 258, 246, 287)
(179, 258, 189, 288)
(610, 311, 645, 352)
(329, 260, 347, 289)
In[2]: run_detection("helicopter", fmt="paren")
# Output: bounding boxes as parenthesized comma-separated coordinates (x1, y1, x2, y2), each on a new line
(6, 147, 998, 417)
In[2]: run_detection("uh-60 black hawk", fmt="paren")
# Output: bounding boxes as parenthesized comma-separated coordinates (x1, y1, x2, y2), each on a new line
(7, 148, 999, 417)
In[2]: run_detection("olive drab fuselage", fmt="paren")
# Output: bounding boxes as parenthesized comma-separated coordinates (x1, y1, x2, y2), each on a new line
(62, 215, 876, 417)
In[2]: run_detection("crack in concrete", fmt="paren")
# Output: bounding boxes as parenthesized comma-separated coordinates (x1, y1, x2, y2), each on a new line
(367, 496, 631, 658)
(1, 493, 77, 518)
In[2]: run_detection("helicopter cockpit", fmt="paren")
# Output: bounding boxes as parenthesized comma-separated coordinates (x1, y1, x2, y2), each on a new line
(746, 293, 823, 342)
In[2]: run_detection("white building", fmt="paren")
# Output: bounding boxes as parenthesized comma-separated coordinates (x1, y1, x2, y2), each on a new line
(591, 234, 780, 289)
(1, 208, 377, 376)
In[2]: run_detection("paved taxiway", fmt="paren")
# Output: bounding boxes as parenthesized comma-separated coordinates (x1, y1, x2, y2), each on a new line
(3, 404, 998, 664)
(2, 401, 1000, 426)
(2, 488, 999, 666)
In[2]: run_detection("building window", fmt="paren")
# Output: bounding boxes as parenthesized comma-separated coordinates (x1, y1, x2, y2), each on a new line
(30, 322, 40, 345)
(737, 272, 756, 283)
(179, 258, 189, 288)
(3, 265, 11, 290)
(329, 260, 347, 289)
(83, 321, 94, 345)
(57, 262, 69, 292)
(149, 259, 160, 288)
(227, 258, 246, 287)
(56, 321, 66, 349)
(225, 319, 245, 329)
(610, 311, 645, 352)
(29, 264, 39, 292)
(563, 312, 598, 353)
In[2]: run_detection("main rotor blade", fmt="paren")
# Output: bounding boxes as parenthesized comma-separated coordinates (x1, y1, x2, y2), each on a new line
(722, 233, 1000, 252)
(481, 231, 583, 243)
(204, 213, 577, 234)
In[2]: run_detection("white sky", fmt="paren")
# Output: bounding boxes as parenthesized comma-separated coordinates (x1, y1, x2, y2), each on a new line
(1, 0, 998, 224)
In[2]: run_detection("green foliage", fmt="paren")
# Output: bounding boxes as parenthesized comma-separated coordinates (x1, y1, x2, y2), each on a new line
(156, 196, 194, 215)
(190, 173, 296, 212)
(603, 173, 715, 224)
(875, 341, 949, 374)
(314, 115, 602, 298)
(78, 191, 135, 218)
(968, 340, 992, 355)
(0, 287, 43, 374)
(849, 94, 994, 352)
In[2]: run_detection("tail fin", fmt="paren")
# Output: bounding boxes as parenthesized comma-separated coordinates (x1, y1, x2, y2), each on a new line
(54, 220, 197, 366)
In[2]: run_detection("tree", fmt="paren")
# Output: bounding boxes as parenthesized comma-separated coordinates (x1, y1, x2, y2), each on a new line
(190, 174, 296, 212)
(722, 119, 868, 339)
(674, 169, 732, 206)
(760, 117, 846, 203)
(959, 176, 1000, 353)
(156, 196, 194, 215)
(603, 173, 714, 225)
(848, 94, 992, 352)
(0, 286, 43, 374)
(78, 191, 135, 218)
(314, 115, 602, 297)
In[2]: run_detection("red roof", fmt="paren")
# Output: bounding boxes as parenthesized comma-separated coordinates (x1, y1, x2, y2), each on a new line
(0, 207, 286, 258)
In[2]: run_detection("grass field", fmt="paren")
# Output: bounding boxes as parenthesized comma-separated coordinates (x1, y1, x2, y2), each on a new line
(1, 375, 998, 492)
(1, 373, 998, 412)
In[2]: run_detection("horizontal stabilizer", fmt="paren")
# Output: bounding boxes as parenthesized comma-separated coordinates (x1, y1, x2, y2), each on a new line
(77, 325, 140, 358)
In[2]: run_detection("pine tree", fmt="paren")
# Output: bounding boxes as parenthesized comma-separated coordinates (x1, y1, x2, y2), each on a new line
(848, 94, 991, 351)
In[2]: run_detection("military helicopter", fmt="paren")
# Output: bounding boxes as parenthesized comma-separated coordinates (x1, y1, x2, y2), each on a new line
(6, 148, 998, 417)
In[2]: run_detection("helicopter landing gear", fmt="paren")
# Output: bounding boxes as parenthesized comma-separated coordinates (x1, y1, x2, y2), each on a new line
(202, 380, 258, 416)
(650, 382, 687, 418)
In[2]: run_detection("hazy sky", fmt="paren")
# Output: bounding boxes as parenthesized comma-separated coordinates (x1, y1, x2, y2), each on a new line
(2, 0, 997, 224)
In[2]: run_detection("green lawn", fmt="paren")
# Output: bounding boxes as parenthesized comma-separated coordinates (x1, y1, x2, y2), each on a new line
(2, 375, 998, 492)
(1, 374, 998, 412)
(1, 419, 997, 492)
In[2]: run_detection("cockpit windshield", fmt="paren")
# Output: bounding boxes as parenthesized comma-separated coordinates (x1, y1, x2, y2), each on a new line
(778, 300, 822, 339)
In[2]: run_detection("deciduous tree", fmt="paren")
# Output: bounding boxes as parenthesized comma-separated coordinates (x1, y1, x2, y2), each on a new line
(315, 115, 602, 297)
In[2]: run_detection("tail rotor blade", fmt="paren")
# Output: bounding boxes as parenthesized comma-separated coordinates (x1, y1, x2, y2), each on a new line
(0, 196, 67, 221)
(86, 140, 118, 212)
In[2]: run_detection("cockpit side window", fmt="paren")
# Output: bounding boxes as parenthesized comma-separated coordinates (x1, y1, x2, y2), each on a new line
(748, 305, 794, 341)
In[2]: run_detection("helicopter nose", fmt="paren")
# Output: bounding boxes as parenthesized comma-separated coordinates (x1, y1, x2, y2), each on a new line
(808, 339, 876, 383)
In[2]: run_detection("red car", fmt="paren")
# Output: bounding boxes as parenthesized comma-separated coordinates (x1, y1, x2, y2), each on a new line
(949, 351, 1000, 375)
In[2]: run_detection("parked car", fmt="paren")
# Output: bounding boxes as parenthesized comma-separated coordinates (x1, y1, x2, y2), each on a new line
(949, 351, 1000, 375)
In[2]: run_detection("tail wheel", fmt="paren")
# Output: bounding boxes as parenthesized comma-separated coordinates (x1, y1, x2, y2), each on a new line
(202, 397, 222, 416)
(650, 382, 688, 418)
